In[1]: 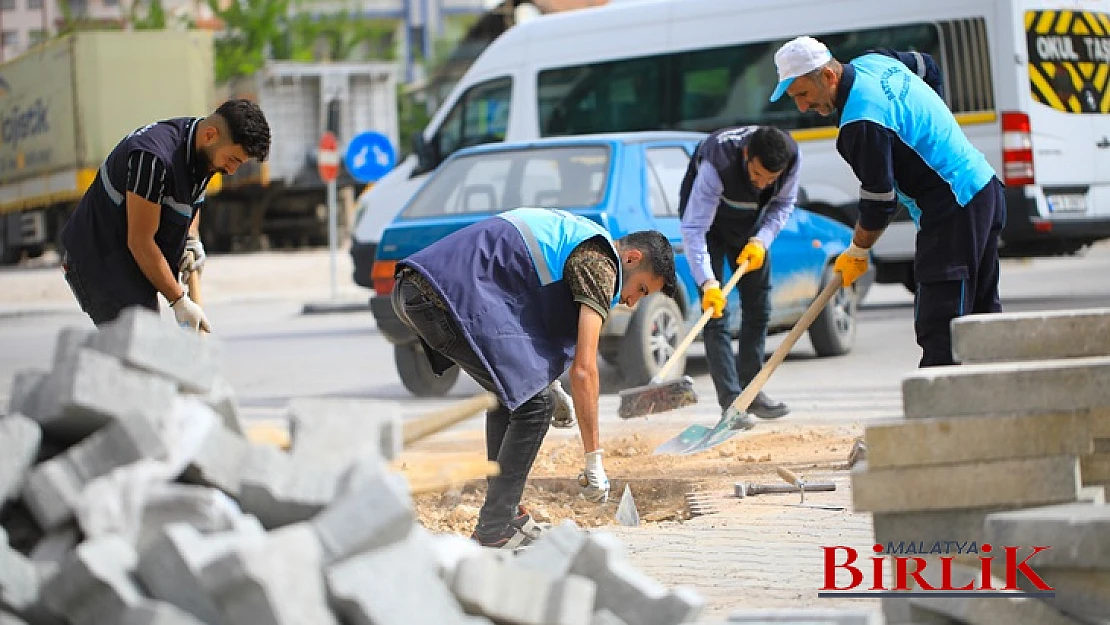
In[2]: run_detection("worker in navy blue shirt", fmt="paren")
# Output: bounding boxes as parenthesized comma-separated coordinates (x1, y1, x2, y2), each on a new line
(770, 36, 1005, 367)
(59, 100, 271, 331)
(679, 126, 799, 428)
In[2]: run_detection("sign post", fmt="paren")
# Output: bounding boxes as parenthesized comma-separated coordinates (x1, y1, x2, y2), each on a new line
(317, 132, 340, 300)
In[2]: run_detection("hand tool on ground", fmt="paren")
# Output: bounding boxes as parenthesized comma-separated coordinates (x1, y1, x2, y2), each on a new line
(773, 466, 845, 511)
(734, 480, 836, 498)
(618, 261, 750, 419)
(654, 274, 845, 455)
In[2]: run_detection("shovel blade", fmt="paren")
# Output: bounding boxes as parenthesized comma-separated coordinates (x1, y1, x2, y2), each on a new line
(677, 409, 756, 455)
(653, 424, 710, 455)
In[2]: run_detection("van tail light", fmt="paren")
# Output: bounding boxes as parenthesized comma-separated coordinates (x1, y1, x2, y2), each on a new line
(372, 260, 398, 296)
(1001, 111, 1035, 186)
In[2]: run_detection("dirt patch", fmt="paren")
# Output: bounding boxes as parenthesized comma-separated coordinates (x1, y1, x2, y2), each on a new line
(404, 422, 862, 536)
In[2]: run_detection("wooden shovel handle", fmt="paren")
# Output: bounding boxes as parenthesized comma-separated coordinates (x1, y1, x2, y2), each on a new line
(728, 273, 844, 414)
(403, 392, 499, 446)
(653, 260, 750, 382)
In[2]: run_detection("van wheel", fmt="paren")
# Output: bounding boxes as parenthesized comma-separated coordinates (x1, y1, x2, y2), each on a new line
(618, 293, 684, 387)
(394, 342, 459, 397)
(809, 265, 857, 357)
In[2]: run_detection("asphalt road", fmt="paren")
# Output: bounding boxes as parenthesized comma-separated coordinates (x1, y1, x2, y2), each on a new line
(2, 243, 1108, 433)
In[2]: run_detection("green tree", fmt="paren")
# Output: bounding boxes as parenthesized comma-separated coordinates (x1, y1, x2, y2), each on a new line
(207, 0, 292, 83)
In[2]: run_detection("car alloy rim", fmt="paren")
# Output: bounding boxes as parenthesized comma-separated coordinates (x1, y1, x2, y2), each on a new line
(831, 285, 855, 336)
(649, 307, 681, 367)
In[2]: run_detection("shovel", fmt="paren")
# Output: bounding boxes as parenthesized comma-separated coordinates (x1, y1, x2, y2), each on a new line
(656, 273, 845, 455)
(619, 261, 750, 419)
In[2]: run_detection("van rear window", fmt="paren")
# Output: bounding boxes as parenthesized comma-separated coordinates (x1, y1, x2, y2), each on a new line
(1027, 10, 1110, 113)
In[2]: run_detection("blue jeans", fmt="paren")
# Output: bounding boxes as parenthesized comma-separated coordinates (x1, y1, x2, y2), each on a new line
(391, 275, 553, 540)
(701, 236, 772, 410)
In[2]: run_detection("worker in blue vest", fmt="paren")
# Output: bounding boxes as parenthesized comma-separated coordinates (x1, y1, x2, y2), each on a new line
(770, 36, 1005, 366)
(393, 208, 676, 549)
(59, 100, 271, 331)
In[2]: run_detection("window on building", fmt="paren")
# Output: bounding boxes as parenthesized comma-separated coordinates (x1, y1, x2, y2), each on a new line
(27, 0, 43, 9)
(29, 29, 46, 45)
(102, 0, 119, 7)
(0, 0, 15, 11)
(1, 30, 17, 46)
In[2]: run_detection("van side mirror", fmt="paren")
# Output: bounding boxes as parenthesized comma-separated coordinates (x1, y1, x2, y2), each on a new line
(412, 133, 434, 176)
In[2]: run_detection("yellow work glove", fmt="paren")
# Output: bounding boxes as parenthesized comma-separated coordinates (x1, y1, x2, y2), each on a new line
(736, 237, 766, 271)
(701, 281, 725, 319)
(834, 243, 870, 287)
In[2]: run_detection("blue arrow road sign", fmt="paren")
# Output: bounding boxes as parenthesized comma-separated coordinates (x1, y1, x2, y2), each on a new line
(344, 131, 397, 183)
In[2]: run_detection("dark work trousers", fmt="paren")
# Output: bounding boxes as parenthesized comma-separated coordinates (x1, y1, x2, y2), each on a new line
(913, 177, 1006, 367)
(702, 234, 773, 410)
(61, 252, 156, 326)
(391, 275, 553, 541)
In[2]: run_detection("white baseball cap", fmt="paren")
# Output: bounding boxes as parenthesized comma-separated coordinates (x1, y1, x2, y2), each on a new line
(769, 36, 833, 102)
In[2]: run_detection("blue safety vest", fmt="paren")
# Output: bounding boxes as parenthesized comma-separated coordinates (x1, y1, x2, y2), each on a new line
(840, 54, 995, 225)
(402, 208, 622, 410)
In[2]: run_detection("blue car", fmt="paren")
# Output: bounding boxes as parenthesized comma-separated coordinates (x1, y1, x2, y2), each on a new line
(368, 132, 869, 396)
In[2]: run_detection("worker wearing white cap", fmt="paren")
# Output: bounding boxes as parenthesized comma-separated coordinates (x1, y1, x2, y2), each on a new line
(769, 36, 1007, 367)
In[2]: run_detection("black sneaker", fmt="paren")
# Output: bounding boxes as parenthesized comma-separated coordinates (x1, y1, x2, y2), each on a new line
(471, 506, 543, 549)
(748, 391, 790, 420)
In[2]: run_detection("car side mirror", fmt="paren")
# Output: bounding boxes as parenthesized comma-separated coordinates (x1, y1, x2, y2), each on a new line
(412, 133, 434, 176)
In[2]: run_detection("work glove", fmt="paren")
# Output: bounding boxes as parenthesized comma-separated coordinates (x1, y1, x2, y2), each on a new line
(550, 380, 577, 429)
(736, 237, 766, 271)
(179, 236, 206, 273)
(171, 293, 212, 333)
(700, 281, 725, 319)
(578, 450, 610, 503)
(833, 243, 870, 287)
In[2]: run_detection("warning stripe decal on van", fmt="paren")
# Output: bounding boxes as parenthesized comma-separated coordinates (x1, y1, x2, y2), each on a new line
(1026, 10, 1110, 113)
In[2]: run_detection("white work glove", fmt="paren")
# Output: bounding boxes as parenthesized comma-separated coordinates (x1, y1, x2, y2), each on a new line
(550, 380, 577, 429)
(179, 237, 206, 273)
(171, 294, 211, 333)
(578, 450, 610, 503)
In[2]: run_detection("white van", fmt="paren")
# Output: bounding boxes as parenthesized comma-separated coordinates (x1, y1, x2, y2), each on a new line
(351, 0, 1110, 292)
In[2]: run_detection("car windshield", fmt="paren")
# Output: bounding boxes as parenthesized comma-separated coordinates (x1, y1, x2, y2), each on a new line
(400, 145, 611, 219)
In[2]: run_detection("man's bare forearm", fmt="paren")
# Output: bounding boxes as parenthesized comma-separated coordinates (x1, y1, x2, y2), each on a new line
(853, 223, 885, 249)
(129, 239, 183, 303)
(568, 362, 601, 453)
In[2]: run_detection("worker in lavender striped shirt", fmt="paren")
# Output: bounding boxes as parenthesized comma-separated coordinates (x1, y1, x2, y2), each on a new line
(678, 126, 800, 429)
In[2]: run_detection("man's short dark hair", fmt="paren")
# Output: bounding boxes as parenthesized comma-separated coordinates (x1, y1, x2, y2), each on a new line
(618, 230, 677, 298)
(214, 99, 271, 162)
(747, 126, 795, 173)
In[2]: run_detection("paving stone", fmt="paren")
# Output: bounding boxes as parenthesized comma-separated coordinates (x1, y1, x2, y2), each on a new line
(23, 414, 167, 530)
(0, 529, 39, 616)
(137, 518, 267, 625)
(130, 485, 242, 552)
(179, 423, 250, 498)
(984, 503, 1110, 569)
(591, 609, 629, 625)
(906, 562, 1081, 625)
(310, 471, 413, 564)
(289, 397, 402, 467)
(121, 601, 209, 625)
(34, 348, 177, 442)
(951, 308, 1110, 363)
(1014, 568, 1110, 625)
(0, 612, 28, 625)
(326, 527, 469, 625)
(0, 415, 41, 505)
(864, 412, 1092, 469)
(1081, 453, 1110, 485)
(569, 532, 704, 625)
(453, 551, 595, 625)
(29, 525, 80, 565)
(725, 608, 881, 623)
(41, 535, 144, 625)
(89, 307, 221, 394)
(200, 377, 245, 435)
(203, 522, 337, 625)
(901, 357, 1110, 421)
(872, 507, 1018, 556)
(50, 327, 95, 370)
(237, 444, 345, 529)
(851, 457, 1081, 514)
(5, 371, 46, 423)
(515, 520, 588, 577)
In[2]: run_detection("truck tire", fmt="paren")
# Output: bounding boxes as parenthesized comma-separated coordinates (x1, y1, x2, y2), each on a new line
(394, 342, 460, 397)
(809, 265, 857, 357)
(618, 293, 684, 387)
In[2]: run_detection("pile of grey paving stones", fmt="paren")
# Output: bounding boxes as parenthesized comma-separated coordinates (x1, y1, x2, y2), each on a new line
(0, 307, 725, 625)
(852, 308, 1110, 625)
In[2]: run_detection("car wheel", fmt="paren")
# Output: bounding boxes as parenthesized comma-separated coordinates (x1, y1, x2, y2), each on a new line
(809, 265, 857, 357)
(618, 293, 684, 387)
(394, 342, 460, 397)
